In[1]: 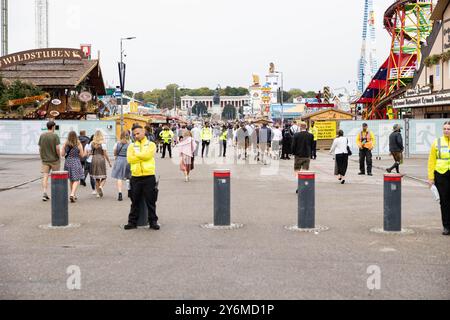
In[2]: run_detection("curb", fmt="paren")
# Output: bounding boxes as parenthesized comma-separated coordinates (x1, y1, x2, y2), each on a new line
(0, 177, 42, 192)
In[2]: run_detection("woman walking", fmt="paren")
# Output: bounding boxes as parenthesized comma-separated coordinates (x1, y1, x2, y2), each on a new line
(90, 130, 112, 198)
(177, 130, 196, 182)
(330, 130, 349, 184)
(61, 131, 85, 202)
(84, 135, 97, 195)
(111, 131, 131, 201)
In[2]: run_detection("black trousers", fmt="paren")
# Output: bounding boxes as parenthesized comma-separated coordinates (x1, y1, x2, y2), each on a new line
(311, 141, 317, 159)
(222, 140, 227, 157)
(359, 148, 372, 174)
(162, 143, 172, 158)
(335, 153, 349, 176)
(435, 171, 450, 229)
(128, 175, 158, 226)
(202, 140, 210, 157)
(83, 162, 96, 190)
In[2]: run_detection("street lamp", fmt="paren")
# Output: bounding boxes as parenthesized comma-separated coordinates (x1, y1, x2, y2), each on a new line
(275, 71, 284, 124)
(119, 36, 136, 134)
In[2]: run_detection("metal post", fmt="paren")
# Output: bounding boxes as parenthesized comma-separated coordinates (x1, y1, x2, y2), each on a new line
(214, 169, 231, 226)
(298, 171, 315, 229)
(405, 118, 410, 159)
(51, 171, 69, 227)
(384, 174, 402, 232)
(120, 39, 124, 135)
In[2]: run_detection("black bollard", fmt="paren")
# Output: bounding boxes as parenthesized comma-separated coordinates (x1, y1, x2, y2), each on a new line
(298, 171, 315, 229)
(51, 171, 69, 227)
(214, 169, 231, 226)
(384, 174, 402, 232)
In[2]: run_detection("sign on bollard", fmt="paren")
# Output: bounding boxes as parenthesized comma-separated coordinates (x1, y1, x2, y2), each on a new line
(298, 171, 315, 229)
(384, 174, 402, 232)
(51, 171, 69, 227)
(214, 169, 231, 226)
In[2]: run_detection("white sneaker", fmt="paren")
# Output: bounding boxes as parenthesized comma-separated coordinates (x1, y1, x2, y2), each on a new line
(92, 190, 97, 195)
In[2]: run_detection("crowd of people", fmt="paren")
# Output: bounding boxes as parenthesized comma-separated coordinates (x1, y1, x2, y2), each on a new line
(37, 119, 450, 236)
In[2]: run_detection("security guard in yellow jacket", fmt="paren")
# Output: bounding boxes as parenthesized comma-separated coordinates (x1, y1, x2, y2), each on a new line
(428, 121, 450, 236)
(201, 123, 213, 158)
(219, 126, 228, 157)
(124, 124, 159, 230)
(309, 121, 319, 160)
(356, 123, 376, 176)
(160, 125, 174, 159)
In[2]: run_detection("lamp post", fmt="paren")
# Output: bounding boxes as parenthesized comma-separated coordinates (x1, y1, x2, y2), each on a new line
(120, 36, 136, 134)
(276, 71, 284, 124)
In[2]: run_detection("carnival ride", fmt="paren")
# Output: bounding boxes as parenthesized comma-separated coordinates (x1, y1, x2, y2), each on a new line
(357, 0, 434, 119)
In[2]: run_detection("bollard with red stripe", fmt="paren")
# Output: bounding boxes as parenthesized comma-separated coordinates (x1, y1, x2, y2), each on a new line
(298, 171, 315, 229)
(384, 174, 402, 232)
(51, 171, 69, 227)
(214, 169, 231, 226)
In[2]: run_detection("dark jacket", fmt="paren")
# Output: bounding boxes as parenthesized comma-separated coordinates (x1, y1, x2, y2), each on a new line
(291, 131, 314, 158)
(389, 131, 404, 153)
(79, 135, 90, 149)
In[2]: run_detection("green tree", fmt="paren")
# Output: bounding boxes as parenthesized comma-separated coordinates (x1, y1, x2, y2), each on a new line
(0, 79, 43, 111)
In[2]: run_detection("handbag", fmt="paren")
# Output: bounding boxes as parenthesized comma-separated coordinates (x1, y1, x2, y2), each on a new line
(346, 139, 352, 156)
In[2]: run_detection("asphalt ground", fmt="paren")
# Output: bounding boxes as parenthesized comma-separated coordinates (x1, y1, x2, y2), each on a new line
(0, 143, 448, 300)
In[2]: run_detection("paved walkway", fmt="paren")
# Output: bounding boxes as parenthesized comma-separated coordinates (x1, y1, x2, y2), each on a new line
(0, 147, 448, 299)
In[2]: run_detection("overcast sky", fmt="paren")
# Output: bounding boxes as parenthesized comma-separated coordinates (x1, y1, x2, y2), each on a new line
(9, 0, 394, 92)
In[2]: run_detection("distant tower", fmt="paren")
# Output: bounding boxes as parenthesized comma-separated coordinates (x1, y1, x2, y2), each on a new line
(1, 0, 7, 56)
(35, 0, 48, 49)
(358, 0, 378, 93)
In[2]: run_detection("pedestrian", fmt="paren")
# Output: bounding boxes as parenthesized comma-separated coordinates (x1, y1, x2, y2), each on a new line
(154, 124, 163, 153)
(111, 131, 131, 201)
(176, 130, 196, 182)
(78, 130, 90, 187)
(356, 123, 375, 176)
(235, 123, 249, 160)
(330, 130, 349, 184)
(219, 125, 228, 157)
(290, 120, 299, 135)
(83, 135, 97, 195)
(292, 122, 314, 193)
(160, 125, 174, 159)
(145, 125, 156, 142)
(428, 121, 450, 236)
(124, 124, 160, 230)
(271, 124, 282, 160)
(281, 124, 293, 160)
(309, 121, 319, 160)
(201, 122, 213, 158)
(191, 124, 201, 157)
(61, 131, 86, 202)
(258, 121, 272, 165)
(38, 121, 61, 202)
(386, 124, 404, 174)
(90, 130, 112, 198)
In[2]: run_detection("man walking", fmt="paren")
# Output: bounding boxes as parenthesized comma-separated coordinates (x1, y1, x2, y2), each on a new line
(124, 124, 160, 230)
(78, 130, 90, 186)
(387, 124, 404, 174)
(191, 124, 201, 157)
(292, 122, 314, 193)
(258, 121, 272, 165)
(38, 121, 61, 201)
(356, 123, 375, 176)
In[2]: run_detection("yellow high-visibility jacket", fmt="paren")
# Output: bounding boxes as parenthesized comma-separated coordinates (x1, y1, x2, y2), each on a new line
(220, 131, 227, 141)
(159, 130, 174, 144)
(127, 137, 156, 177)
(428, 136, 450, 180)
(201, 128, 213, 141)
(356, 130, 376, 150)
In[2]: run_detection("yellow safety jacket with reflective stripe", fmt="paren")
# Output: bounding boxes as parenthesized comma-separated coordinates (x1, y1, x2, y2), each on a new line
(127, 137, 156, 177)
(356, 130, 375, 150)
(309, 126, 319, 141)
(428, 136, 450, 180)
(159, 130, 174, 144)
(220, 131, 227, 141)
(201, 128, 212, 141)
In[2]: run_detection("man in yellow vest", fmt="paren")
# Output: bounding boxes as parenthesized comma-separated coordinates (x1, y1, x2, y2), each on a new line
(124, 124, 159, 230)
(159, 125, 174, 159)
(219, 126, 228, 157)
(356, 123, 376, 176)
(201, 122, 213, 158)
(309, 121, 319, 160)
(428, 121, 450, 236)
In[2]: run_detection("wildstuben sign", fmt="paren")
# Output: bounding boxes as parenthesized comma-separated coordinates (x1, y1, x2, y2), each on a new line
(0, 49, 85, 69)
